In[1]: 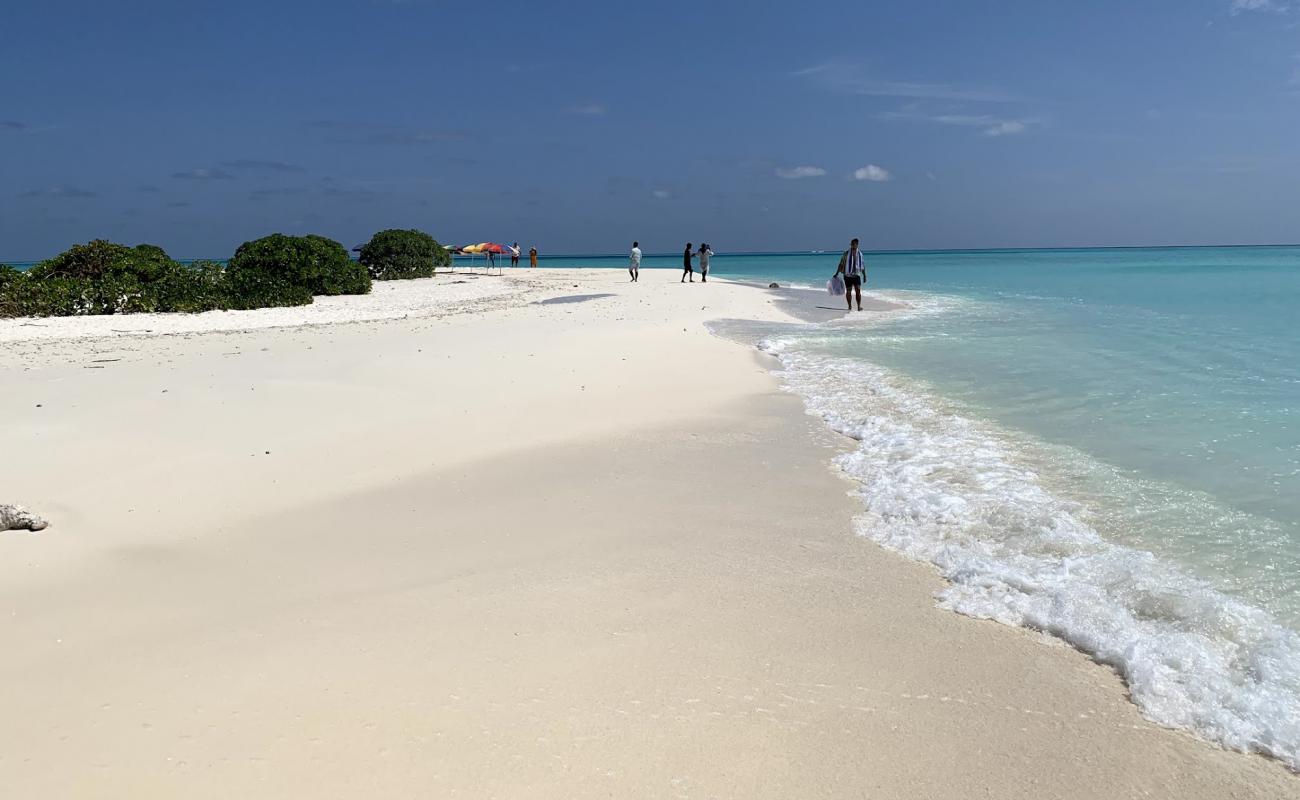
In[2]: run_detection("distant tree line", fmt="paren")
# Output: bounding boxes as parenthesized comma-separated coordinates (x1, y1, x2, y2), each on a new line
(0, 229, 450, 319)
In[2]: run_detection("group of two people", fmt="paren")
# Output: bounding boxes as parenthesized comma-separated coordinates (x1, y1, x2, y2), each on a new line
(625, 242, 715, 283)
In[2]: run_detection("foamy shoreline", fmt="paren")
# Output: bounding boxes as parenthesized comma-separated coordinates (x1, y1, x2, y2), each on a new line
(1, 268, 1294, 797)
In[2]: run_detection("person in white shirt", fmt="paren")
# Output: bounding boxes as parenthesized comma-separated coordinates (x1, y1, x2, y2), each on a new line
(835, 237, 867, 311)
(696, 244, 713, 282)
(509, 242, 521, 268)
(629, 241, 642, 282)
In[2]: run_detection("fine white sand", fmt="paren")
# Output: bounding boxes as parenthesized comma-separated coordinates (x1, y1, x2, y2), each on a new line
(0, 269, 1294, 798)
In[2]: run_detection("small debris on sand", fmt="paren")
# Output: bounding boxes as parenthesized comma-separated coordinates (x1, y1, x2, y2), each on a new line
(1, 504, 49, 532)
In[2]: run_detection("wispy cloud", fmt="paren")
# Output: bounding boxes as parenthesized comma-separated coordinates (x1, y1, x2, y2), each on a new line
(878, 106, 1038, 136)
(851, 165, 892, 182)
(166, 200, 191, 208)
(775, 166, 827, 179)
(221, 159, 306, 173)
(794, 62, 1022, 103)
(1230, 0, 1289, 13)
(137, 184, 161, 193)
(652, 188, 671, 199)
(18, 185, 98, 199)
(1, 120, 27, 131)
(567, 103, 608, 116)
(172, 167, 236, 180)
(985, 120, 1028, 136)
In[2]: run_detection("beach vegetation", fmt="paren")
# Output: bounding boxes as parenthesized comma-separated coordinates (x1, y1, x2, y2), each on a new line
(358, 228, 450, 280)
(27, 240, 141, 281)
(0, 264, 21, 289)
(225, 233, 370, 308)
(1, 241, 228, 317)
(1, 234, 373, 319)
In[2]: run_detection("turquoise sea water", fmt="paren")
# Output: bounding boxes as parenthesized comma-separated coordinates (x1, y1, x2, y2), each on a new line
(734, 248, 1300, 609)
(573, 247, 1300, 612)
(549, 246, 1300, 767)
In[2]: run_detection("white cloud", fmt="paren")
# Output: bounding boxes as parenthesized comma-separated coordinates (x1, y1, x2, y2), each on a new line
(851, 165, 892, 182)
(775, 166, 826, 179)
(879, 107, 1037, 137)
(794, 62, 1021, 103)
(1230, 0, 1287, 13)
(652, 189, 671, 199)
(567, 103, 608, 116)
(985, 120, 1027, 136)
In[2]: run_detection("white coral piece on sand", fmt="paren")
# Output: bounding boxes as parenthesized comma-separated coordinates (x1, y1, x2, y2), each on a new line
(1, 504, 48, 532)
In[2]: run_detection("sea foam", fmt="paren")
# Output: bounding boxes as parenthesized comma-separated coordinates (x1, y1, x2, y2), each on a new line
(760, 330, 1300, 771)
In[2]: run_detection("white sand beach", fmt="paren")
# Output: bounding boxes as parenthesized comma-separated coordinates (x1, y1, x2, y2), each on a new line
(1, 269, 1294, 798)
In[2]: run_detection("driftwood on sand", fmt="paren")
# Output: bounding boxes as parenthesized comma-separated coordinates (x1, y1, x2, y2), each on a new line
(1, 504, 48, 532)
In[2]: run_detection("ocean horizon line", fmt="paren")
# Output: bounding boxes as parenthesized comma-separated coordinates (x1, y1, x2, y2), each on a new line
(6, 241, 1300, 267)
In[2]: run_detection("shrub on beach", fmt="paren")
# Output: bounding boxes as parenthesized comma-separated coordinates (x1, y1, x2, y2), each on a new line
(225, 233, 370, 308)
(303, 235, 371, 296)
(0, 264, 21, 289)
(0, 241, 237, 318)
(1, 234, 373, 319)
(149, 259, 230, 313)
(358, 228, 449, 280)
(0, 265, 29, 317)
(25, 239, 175, 284)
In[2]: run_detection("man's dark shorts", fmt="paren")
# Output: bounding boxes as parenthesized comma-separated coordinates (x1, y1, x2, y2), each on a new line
(845, 275, 862, 288)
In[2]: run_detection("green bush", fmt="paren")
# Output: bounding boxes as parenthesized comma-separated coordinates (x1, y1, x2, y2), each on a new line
(149, 260, 230, 313)
(2, 276, 97, 317)
(304, 235, 371, 295)
(3, 234, 374, 319)
(25, 239, 175, 283)
(0, 242, 239, 318)
(0, 266, 28, 317)
(226, 233, 369, 307)
(358, 228, 448, 280)
(0, 264, 21, 290)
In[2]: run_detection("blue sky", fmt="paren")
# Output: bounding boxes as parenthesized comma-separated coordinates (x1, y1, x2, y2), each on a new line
(2, 0, 1298, 259)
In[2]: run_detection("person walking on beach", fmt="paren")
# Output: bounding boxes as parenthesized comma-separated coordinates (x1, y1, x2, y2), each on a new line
(697, 243, 713, 283)
(836, 238, 867, 312)
(682, 243, 694, 283)
(529, 245, 538, 268)
(510, 242, 521, 268)
(629, 241, 642, 282)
